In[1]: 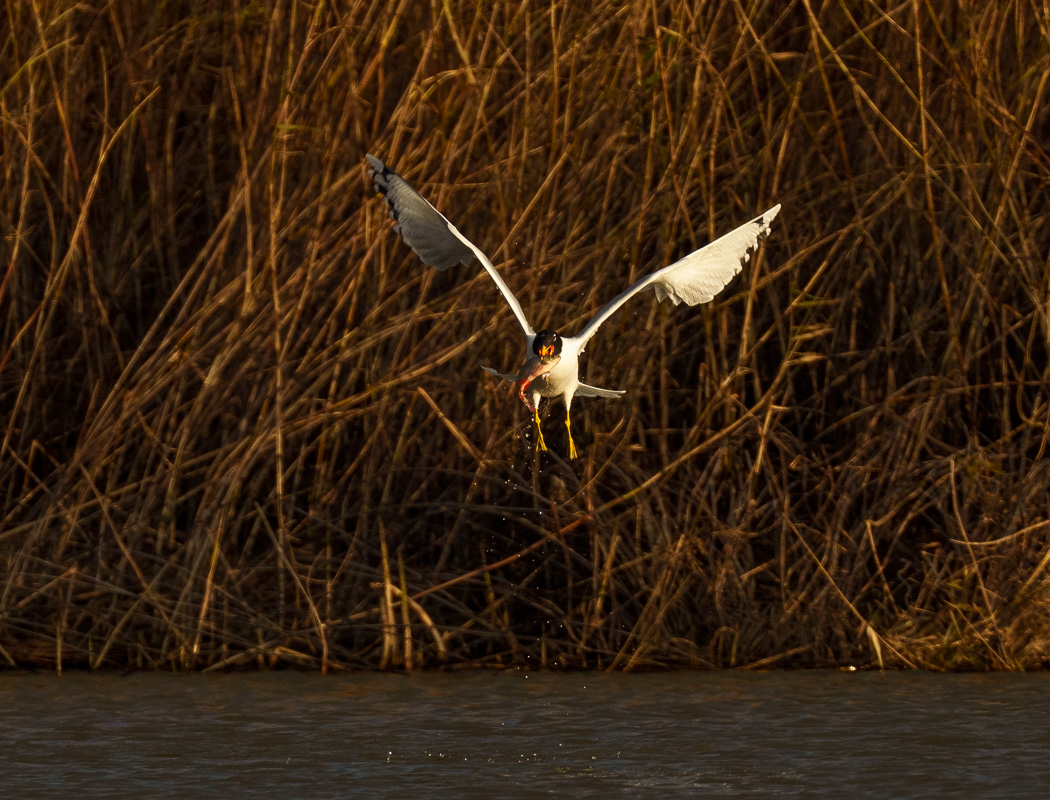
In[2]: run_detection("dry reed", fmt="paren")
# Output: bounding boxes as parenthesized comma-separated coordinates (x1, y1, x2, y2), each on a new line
(2, 1, 1050, 671)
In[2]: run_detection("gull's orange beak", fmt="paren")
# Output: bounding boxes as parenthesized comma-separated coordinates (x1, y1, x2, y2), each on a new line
(539, 345, 554, 358)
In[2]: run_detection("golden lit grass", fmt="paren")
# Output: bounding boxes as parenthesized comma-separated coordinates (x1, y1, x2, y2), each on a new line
(2, 1, 1050, 671)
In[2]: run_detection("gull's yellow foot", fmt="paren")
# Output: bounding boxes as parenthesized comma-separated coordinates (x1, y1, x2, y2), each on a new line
(534, 411, 548, 452)
(565, 410, 578, 459)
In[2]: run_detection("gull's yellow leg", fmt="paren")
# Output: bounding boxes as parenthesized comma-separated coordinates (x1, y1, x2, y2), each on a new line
(534, 410, 548, 452)
(565, 407, 578, 459)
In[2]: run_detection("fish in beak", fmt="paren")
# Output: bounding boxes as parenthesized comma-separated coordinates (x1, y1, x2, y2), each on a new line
(514, 354, 561, 412)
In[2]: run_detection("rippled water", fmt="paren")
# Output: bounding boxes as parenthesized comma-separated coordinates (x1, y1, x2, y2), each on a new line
(3, 670, 1049, 797)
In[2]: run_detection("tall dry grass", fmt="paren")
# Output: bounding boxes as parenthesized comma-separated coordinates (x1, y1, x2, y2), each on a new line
(1, 0, 1050, 671)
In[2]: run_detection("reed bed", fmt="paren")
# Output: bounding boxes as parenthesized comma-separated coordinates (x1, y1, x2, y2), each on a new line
(2, 0, 1050, 672)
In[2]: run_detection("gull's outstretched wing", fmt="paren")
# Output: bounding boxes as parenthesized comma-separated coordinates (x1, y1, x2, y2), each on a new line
(366, 154, 535, 337)
(573, 205, 781, 349)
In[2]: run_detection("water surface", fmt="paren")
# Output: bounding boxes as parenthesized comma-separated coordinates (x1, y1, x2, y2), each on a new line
(2, 670, 1048, 797)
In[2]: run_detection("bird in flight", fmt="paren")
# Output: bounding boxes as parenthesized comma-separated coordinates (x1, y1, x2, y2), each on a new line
(366, 154, 779, 458)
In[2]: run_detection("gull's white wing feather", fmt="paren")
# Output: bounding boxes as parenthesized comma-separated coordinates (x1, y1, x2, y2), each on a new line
(367, 154, 535, 337)
(481, 365, 518, 383)
(573, 204, 780, 348)
(575, 383, 625, 399)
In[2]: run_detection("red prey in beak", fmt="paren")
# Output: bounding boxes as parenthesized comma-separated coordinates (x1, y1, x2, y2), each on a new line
(513, 354, 561, 412)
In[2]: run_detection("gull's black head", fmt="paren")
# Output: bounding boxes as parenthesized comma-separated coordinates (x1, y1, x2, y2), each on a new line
(533, 329, 562, 360)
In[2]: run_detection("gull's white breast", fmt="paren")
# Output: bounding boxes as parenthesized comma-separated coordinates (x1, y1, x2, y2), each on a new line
(536, 345, 580, 399)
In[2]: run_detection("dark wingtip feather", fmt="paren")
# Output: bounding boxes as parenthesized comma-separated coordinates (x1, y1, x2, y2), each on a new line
(366, 154, 392, 192)
(367, 154, 402, 229)
(364, 154, 476, 271)
(365, 153, 386, 174)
